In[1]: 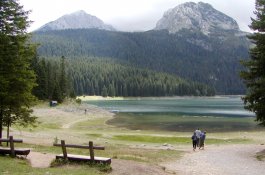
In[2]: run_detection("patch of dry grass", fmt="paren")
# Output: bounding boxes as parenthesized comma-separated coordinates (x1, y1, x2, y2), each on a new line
(256, 149, 265, 161)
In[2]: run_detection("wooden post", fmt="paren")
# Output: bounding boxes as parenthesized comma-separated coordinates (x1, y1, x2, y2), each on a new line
(9, 136, 15, 157)
(61, 140, 68, 159)
(89, 141, 94, 161)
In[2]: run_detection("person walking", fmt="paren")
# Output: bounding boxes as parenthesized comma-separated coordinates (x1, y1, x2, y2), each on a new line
(199, 131, 206, 149)
(191, 132, 197, 151)
(195, 128, 201, 147)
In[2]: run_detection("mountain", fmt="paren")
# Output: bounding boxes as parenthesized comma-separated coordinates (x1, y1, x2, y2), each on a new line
(155, 2, 240, 35)
(32, 2, 251, 95)
(37, 10, 115, 31)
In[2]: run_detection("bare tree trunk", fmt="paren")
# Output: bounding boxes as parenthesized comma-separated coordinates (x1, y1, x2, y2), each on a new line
(0, 107, 3, 145)
(6, 120, 10, 147)
(7, 120, 10, 138)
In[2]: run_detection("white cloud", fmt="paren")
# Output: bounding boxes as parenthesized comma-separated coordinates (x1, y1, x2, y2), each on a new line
(19, 0, 255, 32)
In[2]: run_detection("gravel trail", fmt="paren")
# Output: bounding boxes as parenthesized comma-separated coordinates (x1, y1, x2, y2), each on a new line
(163, 144, 265, 175)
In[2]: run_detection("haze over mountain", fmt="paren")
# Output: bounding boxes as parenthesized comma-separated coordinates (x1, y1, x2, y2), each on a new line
(32, 2, 251, 95)
(37, 10, 115, 31)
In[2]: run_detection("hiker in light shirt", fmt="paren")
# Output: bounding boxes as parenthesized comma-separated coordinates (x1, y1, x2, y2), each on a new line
(194, 128, 201, 147)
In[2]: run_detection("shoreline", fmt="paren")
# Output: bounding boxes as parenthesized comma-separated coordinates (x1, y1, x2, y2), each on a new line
(77, 95, 245, 101)
(78, 95, 258, 133)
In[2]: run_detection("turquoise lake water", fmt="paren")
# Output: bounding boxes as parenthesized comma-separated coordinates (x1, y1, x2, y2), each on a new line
(85, 96, 261, 132)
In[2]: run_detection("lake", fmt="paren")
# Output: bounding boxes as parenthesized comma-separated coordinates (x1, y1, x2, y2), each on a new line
(85, 96, 261, 132)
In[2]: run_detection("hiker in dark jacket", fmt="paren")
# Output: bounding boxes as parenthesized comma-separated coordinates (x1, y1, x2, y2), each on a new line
(191, 132, 197, 151)
(199, 131, 206, 149)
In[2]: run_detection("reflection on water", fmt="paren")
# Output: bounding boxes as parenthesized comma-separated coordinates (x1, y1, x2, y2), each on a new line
(85, 96, 260, 132)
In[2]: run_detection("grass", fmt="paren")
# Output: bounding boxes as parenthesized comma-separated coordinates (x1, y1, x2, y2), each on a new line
(43, 143, 181, 164)
(86, 133, 103, 137)
(112, 135, 252, 144)
(0, 156, 107, 175)
(51, 159, 112, 173)
(105, 144, 182, 163)
(107, 112, 261, 132)
(0, 141, 182, 165)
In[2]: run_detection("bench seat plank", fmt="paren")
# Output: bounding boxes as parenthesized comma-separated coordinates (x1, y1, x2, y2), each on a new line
(56, 154, 111, 164)
(0, 147, 30, 156)
(0, 139, 23, 143)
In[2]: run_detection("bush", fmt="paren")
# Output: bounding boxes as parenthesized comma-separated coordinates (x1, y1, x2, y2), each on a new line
(76, 98, 82, 104)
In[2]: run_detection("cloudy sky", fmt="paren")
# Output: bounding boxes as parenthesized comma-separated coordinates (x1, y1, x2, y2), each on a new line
(19, 0, 256, 32)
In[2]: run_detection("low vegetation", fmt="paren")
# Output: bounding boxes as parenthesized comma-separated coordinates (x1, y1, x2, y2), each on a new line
(113, 135, 251, 144)
(256, 149, 265, 161)
(0, 156, 105, 175)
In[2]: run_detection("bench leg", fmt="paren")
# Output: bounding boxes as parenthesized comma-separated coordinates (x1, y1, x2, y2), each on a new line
(89, 141, 94, 162)
(61, 140, 68, 160)
(10, 136, 15, 157)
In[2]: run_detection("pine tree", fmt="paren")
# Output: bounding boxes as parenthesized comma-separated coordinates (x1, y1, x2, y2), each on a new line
(52, 82, 63, 103)
(0, 0, 37, 139)
(102, 85, 108, 97)
(241, 0, 265, 125)
(59, 56, 67, 99)
(32, 57, 48, 100)
(108, 82, 115, 97)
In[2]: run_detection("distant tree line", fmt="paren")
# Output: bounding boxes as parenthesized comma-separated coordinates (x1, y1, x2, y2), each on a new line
(32, 57, 215, 98)
(69, 57, 215, 97)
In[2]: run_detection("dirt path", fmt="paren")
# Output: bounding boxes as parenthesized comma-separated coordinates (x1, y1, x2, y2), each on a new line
(27, 152, 55, 168)
(162, 144, 265, 175)
(26, 152, 168, 175)
(110, 159, 167, 175)
(61, 118, 89, 129)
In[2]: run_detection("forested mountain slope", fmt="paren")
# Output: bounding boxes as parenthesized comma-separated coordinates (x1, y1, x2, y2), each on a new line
(68, 58, 215, 96)
(32, 2, 251, 95)
(33, 28, 250, 94)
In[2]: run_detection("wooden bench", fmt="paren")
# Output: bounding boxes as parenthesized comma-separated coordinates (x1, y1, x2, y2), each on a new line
(0, 136, 30, 157)
(53, 140, 111, 164)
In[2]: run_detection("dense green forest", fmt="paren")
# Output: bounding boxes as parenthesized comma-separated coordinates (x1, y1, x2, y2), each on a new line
(31, 56, 75, 102)
(32, 29, 250, 95)
(32, 57, 215, 99)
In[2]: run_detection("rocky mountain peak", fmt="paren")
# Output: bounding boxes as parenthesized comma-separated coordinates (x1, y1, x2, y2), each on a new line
(154, 2, 240, 35)
(37, 10, 115, 31)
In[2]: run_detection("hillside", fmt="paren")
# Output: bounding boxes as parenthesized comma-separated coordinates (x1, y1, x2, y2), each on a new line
(32, 2, 251, 95)
(33, 28, 249, 94)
